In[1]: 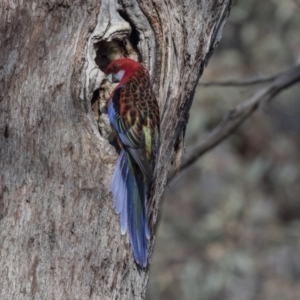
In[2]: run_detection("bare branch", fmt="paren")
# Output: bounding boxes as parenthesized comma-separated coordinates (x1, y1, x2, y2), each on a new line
(199, 72, 283, 87)
(169, 64, 300, 180)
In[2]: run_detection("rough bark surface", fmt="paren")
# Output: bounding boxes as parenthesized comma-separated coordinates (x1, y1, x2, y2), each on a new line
(0, 0, 231, 299)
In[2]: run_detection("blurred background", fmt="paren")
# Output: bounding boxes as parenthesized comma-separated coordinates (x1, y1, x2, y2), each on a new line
(147, 0, 300, 299)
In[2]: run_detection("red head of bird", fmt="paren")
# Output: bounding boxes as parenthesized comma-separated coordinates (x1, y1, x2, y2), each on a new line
(105, 58, 142, 85)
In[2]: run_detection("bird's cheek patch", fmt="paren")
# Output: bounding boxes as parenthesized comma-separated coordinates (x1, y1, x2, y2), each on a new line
(113, 71, 125, 82)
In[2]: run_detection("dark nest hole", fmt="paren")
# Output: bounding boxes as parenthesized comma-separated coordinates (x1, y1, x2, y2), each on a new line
(93, 12, 141, 73)
(91, 87, 100, 108)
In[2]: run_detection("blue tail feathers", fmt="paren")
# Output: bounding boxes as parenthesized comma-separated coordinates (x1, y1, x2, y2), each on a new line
(111, 149, 149, 267)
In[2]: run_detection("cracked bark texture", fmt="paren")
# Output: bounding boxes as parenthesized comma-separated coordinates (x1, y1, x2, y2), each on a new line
(0, 0, 231, 299)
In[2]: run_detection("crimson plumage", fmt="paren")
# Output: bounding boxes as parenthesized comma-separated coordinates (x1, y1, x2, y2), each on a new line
(105, 58, 160, 267)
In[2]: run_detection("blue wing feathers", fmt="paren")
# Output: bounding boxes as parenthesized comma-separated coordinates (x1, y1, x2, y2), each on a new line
(111, 148, 149, 267)
(120, 189, 128, 235)
(111, 150, 126, 213)
(107, 101, 119, 131)
(127, 172, 148, 267)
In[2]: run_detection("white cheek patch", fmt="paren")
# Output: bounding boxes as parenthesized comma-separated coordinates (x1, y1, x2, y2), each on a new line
(113, 70, 125, 82)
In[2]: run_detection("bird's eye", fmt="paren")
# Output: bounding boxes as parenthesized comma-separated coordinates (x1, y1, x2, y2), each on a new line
(113, 64, 118, 69)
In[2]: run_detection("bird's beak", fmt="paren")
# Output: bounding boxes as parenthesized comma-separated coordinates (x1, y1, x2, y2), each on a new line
(105, 74, 113, 83)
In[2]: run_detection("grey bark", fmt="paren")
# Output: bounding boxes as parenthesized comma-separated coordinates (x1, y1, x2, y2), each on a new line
(0, 0, 231, 299)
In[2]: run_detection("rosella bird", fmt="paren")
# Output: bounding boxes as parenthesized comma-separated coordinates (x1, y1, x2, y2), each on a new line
(105, 58, 160, 267)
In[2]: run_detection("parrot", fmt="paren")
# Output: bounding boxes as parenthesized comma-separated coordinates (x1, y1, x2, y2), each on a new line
(105, 58, 160, 267)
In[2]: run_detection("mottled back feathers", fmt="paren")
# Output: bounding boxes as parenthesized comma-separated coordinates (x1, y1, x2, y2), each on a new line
(110, 67, 159, 181)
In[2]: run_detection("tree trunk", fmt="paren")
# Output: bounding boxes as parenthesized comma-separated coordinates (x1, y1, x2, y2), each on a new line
(0, 0, 231, 299)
